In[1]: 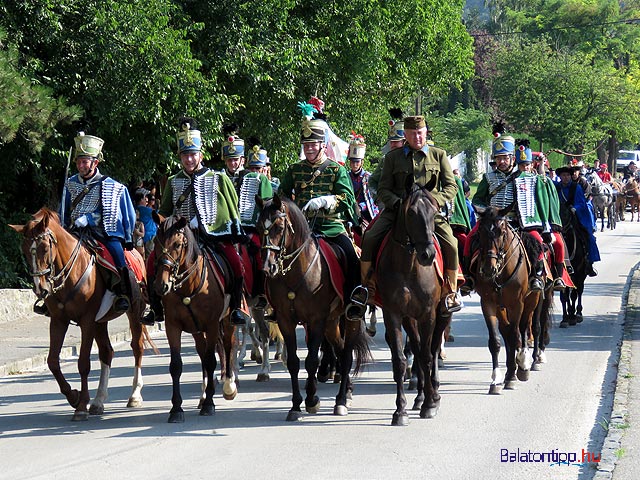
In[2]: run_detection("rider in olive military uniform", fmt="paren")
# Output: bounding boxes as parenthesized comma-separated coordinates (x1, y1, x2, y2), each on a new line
(356, 115, 463, 314)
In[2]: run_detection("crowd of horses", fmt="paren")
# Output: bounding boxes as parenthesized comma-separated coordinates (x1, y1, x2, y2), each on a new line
(9, 184, 600, 425)
(587, 172, 640, 231)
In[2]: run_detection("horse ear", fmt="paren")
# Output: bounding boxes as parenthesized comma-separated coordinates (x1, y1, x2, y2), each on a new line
(8, 224, 25, 234)
(473, 204, 486, 216)
(256, 195, 264, 209)
(272, 194, 282, 210)
(176, 216, 188, 229)
(152, 210, 164, 225)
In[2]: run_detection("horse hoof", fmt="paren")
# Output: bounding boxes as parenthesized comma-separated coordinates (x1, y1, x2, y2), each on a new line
(68, 389, 81, 409)
(286, 410, 303, 422)
(223, 390, 237, 401)
(412, 398, 424, 411)
(504, 380, 517, 390)
(317, 371, 330, 383)
(333, 373, 341, 384)
(346, 394, 353, 409)
(71, 410, 89, 422)
(438, 357, 445, 369)
(576, 314, 583, 324)
(250, 350, 257, 361)
(531, 362, 542, 372)
(256, 373, 270, 382)
(516, 368, 530, 382)
(334, 404, 348, 416)
(168, 411, 185, 423)
(238, 360, 245, 369)
(254, 354, 263, 364)
(420, 405, 439, 419)
(488, 384, 503, 395)
(199, 404, 215, 416)
(127, 397, 143, 408)
(408, 378, 418, 391)
(366, 326, 376, 337)
(305, 397, 321, 414)
(274, 353, 282, 360)
(559, 321, 569, 329)
(569, 318, 577, 326)
(391, 412, 409, 426)
(89, 403, 104, 416)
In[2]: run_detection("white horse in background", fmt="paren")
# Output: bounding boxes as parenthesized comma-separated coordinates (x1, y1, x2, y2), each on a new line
(587, 172, 616, 231)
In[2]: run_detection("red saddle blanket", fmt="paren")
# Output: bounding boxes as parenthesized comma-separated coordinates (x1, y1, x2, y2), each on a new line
(318, 238, 346, 304)
(372, 232, 453, 307)
(95, 243, 145, 282)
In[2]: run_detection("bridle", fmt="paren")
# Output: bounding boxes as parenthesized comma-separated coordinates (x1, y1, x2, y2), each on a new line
(155, 228, 205, 292)
(27, 228, 85, 298)
(261, 203, 314, 277)
(478, 218, 524, 289)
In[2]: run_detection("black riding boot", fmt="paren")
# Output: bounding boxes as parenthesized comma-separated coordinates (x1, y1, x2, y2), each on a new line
(529, 260, 544, 291)
(253, 269, 268, 309)
(460, 255, 474, 296)
(586, 262, 598, 277)
(113, 268, 132, 314)
(141, 273, 164, 325)
(230, 278, 251, 326)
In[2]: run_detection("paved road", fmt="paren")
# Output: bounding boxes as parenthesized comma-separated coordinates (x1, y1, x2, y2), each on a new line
(1, 221, 639, 480)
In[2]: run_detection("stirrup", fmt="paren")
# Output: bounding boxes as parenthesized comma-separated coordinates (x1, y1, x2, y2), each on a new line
(230, 309, 251, 326)
(443, 292, 463, 313)
(254, 295, 268, 309)
(552, 278, 567, 291)
(350, 285, 369, 306)
(529, 278, 544, 291)
(141, 309, 163, 326)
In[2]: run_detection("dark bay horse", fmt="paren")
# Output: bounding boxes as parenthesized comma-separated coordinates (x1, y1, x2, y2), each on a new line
(376, 185, 450, 425)
(10, 208, 152, 421)
(256, 195, 371, 421)
(472, 206, 539, 394)
(559, 208, 588, 327)
(153, 215, 237, 423)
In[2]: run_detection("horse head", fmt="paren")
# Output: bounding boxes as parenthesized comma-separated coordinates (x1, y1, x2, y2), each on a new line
(9, 208, 63, 299)
(475, 205, 513, 281)
(397, 184, 438, 266)
(153, 215, 199, 295)
(256, 194, 310, 278)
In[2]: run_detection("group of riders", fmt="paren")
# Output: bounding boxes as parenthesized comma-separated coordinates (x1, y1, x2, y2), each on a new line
(50, 102, 604, 326)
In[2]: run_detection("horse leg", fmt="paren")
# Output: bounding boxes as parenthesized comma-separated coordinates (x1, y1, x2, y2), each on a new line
(253, 308, 271, 382)
(89, 322, 114, 416)
(47, 316, 80, 410)
(236, 321, 248, 369)
(560, 288, 570, 328)
(483, 309, 503, 395)
(71, 320, 97, 421)
(221, 317, 238, 401)
(575, 283, 584, 323)
(126, 309, 146, 408)
(420, 311, 449, 419)
(531, 298, 543, 371)
(303, 324, 323, 415)
(193, 333, 208, 409)
(200, 330, 218, 417)
(385, 317, 409, 426)
(403, 320, 424, 409)
(166, 324, 185, 423)
(280, 320, 303, 421)
(569, 288, 578, 326)
(318, 337, 336, 383)
(503, 325, 520, 390)
(366, 305, 377, 337)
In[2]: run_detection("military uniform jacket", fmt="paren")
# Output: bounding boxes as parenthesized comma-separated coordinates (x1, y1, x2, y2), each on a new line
(349, 169, 379, 222)
(280, 155, 358, 237)
(450, 176, 471, 232)
(159, 167, 242, 237)
(377, 144, 457, 212)
(236, 171, 273, 228)
(62, 169, 136, 243)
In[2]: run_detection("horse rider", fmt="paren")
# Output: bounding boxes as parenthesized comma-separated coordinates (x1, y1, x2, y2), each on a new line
(369, 108, 406, 202)
(463, 133, 553, 294)
(222, 123, 246, 190)
(597, 163, 612, 183)
(142, 118, 251, 326)
(622, 161, 638, 181)
(235, 141, 274, 308)
(354, 115, 463, 314)
(279, 103, 361, 320)
(555, 165, 600, 277)
(346, 132, 379, 235)
(60, 132, 137, 314)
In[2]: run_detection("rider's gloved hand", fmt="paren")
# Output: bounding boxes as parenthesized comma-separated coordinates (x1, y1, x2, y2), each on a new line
(302, 195, 337, 212)
(74, 215, 89, 228)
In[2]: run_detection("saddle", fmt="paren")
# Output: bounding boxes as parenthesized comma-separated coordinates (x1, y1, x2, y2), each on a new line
(202, 245, 232, 296)
(317, 238, 346, 304)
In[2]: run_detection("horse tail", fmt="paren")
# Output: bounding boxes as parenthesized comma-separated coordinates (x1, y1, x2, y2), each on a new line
(141, 325, 160, 355)
(351, 326, 373, 377)
(521, 230, 542, 263)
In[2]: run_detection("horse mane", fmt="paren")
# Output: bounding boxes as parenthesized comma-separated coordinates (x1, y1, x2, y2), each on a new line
(279, 197, 312, 247)
(159, 215, 201, 262)
(407, 184, 438, 213)
(477, 206, 502, 239)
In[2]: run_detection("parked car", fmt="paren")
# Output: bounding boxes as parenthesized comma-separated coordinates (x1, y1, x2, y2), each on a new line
(616, 150, 640, 172)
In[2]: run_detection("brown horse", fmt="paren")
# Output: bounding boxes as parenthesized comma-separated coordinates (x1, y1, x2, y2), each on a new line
(256, 195, 371, 421)
(153, 215, 237, 423)
(623, 178, 640, 221)
(10, 208, 152, 421)
(471, 206, 539, 394)
(376, 185, 450, 426)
